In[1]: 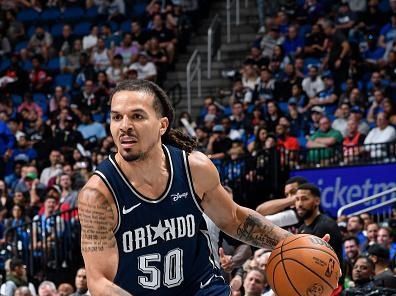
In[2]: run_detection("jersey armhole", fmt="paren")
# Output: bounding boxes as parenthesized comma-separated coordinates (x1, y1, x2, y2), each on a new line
(93, 171, 121, 234)
(182, 151, 205, 213)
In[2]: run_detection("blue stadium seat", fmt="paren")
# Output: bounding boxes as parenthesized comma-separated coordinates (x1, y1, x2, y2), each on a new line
(16, 8, 40, 25)
(14, 41, 28, 52)
(55, 73, 73, 90)
(85, 5, 98, 20)
(40, 7, 61, 25)
(120, 20, 132, 33)
(21, 60, 33, 71)
(50, 23, 64, 38)
(62, 7, 84, 23)
(109, 21, 119, 32)
(46, 57, 60, 73)
(11, 94, 22, 105)
(131, 3, 146, 19)
(33, 93, 48, 115)
(74, 22, 92, 37)
(278, 102, 289, 115)
(0, 60, 11, 72)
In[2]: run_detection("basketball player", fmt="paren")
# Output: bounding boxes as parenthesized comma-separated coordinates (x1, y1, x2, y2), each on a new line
(78, 80, 294, 296)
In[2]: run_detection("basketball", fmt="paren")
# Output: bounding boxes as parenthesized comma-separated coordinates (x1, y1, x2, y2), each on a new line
(266, 234, 341, 296)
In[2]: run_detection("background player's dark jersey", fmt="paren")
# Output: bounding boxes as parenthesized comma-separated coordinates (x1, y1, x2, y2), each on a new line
(94, 145, 224, 296)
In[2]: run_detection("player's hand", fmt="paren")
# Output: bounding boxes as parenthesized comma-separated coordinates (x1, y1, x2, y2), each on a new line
(322, 234, 330, 243)
(219, 247, 234, 273)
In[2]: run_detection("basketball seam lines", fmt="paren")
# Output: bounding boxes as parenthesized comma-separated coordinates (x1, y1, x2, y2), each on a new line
(285, 258, 336, 290)
(267, 245, 339, 268)
(277, 234, 311, 248)
(281, 239, 303, 296)
(272, 260, 283, 296)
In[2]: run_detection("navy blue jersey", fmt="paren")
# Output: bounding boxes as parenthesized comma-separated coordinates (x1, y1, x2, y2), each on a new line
(94, 145, 225, 296)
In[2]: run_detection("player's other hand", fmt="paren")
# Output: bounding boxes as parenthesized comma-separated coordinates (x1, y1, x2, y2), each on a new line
(322, 234, 330, 243)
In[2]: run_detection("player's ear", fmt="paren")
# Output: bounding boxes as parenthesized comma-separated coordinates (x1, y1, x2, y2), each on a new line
(159, 117, 169, 135)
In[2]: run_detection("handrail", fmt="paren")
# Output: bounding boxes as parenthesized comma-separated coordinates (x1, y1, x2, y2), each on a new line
(207, 14, 221, 79)
(226, 0, 240, 43)
(337, 187, 396, 217)
(186, 49, 201, 114)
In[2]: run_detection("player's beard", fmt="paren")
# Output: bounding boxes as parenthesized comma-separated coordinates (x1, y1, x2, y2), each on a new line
(120, 140, 156, 162)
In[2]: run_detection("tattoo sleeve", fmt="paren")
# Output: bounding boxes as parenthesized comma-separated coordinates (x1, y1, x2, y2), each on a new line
(236, 212, 292, 248)
(78, 188, 117, 253)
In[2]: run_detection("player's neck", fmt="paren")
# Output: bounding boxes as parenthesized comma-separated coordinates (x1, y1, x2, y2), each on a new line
(304, 210, 321, 226)
(117, 144, 168, 185)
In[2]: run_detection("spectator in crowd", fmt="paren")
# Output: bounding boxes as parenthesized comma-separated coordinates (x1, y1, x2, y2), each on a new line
(275, 123, 299, 152)
(242, 268, 267, 296)
(29, 55, 52, 93)
(259, 25, 284, 58)
(282, 25, 304, 57)
(377, 227, 396, 259)
(206, 125, 233, 160)
(365, 223, 379, 248)
(306, 116, 343, 163)
(14, 286, 32, 296)
(106, 54, 126, 84)
(77, 112, 106, 148)
(91, 38, 112, 72)
(27, 26, 52, 61)
(58, 173, 78, 211)
(247, 126, 268, 155)
(342, 256, 376, 294)
(82, 25, 99, 51)
(343, 118, 366, 163)
(107, 0, 126, 23)
(70, 267, 89, 296)
(114, 33, 139, 66)
(302, 65, 325, 99)
(0, 258, 36, 296)
(62, 39, 83, 73)
(303, 23, 327, 59)
(347, 215, 367, 246)
(295, 183, 343, 262)
(146, 36, 168, 84)
(343, 236, 361, 283)
(309, 71, 339, 117)
(39, 150, 62, 187)
(54, 24, 75, 58)
(364, 112, 396, 158)
(38, 281, 57, 296)
(128, 51, 157, 81)
(149, 14, 177, 65)
(57, 283, 74, 296)
(367, 89, 386, 124)
(349, 106, 370, 135)
(73, 53, 96, 89)
(368, 244, 396, 289)
(332, 103, 350, 136)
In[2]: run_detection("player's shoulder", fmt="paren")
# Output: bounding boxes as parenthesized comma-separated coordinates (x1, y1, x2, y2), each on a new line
(78, 174, 112, 205)
(188, 150, 218, 175)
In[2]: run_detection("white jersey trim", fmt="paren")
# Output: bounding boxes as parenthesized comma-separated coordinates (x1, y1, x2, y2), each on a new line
(108, 145, 174, 204)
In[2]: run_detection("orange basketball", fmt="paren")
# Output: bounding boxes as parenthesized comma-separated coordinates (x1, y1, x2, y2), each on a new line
(266, 234, 341, 296)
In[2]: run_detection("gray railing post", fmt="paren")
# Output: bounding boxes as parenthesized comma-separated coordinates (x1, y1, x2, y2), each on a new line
(208, 14, 221, 79)
(186, 50, 201, 114)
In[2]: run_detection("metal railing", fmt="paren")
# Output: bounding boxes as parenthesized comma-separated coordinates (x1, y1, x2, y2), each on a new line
(337, 187, 396, 220)
(166, 82, 182, 108)
(186, 49, 201, 114)
(2, 208, 81, 284)
(226, 0, 240, 43)
(207, 14, 222, 79)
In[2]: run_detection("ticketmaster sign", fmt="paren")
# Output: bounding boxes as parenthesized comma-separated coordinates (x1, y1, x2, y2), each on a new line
(290, 163, 396, 217)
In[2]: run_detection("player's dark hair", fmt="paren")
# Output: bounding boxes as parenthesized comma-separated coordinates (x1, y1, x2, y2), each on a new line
(110, 80, 197, 153)
(297, 183, 321, 198)
(285, 176, 308, 186)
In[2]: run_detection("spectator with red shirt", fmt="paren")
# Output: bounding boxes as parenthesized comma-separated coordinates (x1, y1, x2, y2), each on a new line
(29, 55, 52, 93)
(343, 118, 366, 163)
(276, 123, 300, 151)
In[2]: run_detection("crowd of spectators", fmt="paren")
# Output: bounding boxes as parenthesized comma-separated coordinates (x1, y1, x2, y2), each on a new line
(0, 0, 396, 295)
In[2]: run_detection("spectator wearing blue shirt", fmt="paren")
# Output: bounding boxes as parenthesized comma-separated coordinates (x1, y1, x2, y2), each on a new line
(77, 112, 106, 148)
(363, 33, 386, 62)
(347, 215, 368, 248)
(379, 14, 396, 48)
(0, 119, 15, 178)
(11, 132, 38, 165)
(309, 71, 339, 118)
(282, 25, 304, 57)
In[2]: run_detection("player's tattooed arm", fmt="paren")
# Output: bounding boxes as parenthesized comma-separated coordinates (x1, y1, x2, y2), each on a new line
(79, 187, 117, 253)
(236, 211, 292, 248)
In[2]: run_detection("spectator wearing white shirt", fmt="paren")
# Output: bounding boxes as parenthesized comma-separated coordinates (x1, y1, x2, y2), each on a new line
(128, 52, 157, 81)
(82, 25, 99, 51)
(364, 112, 396, 158)
(40, 150, 62, 187)
(302, 65, 325, 99)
